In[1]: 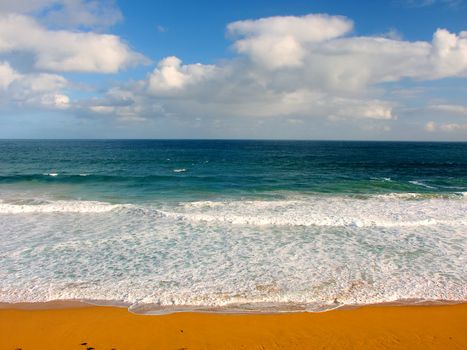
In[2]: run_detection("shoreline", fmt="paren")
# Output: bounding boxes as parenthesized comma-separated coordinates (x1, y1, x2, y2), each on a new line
(1, 302, 466, 349)
(0, 298, 464, 314)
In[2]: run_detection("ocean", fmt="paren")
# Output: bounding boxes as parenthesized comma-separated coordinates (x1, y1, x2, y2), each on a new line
(0, 140, 466, 313)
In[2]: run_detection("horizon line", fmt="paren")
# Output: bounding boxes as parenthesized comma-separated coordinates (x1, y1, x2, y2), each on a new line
(0, 138, 466, 143)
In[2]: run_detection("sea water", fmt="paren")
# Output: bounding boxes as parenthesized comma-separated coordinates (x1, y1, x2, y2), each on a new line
(0, 140, 466, 312)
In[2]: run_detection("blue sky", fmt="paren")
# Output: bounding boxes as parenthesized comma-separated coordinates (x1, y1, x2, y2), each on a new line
(0, 0, 466, 140)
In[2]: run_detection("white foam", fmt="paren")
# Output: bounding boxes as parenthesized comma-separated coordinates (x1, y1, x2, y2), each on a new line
(44, 173, 58, 177)
(409, 180, 436, 189)
(0, 200, 125, 214)
(173, 168, 186, 173)
(373, 192, 465, 200)
(371, 177, 392, 182)
(164, 195, 467, 228)
(1, 194, 465, 311)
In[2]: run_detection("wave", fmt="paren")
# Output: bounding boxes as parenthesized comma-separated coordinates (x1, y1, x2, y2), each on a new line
(0, 200, 126, 214)
(1, 194, 465, 313)
(409, 180, 437, 189)
(1, 194, 466, 228)
(163, 195, 467, 228)
(372, 192, 467, 199)
(0, 173, 178, 183)
(370, 177, 392, 182)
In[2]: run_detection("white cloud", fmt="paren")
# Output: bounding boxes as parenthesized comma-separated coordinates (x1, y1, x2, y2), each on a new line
(429, 104, 467, 115)
(430, 29, 467, 78)
(425, 121, 437, 132)
(0, 61, 69, 109)
(330, 99, 396, 120)
(2, 11, 465, 139)
(285, 28, 467, 91)
(0, 14, 146, 73)
(400, 0, 463, 8)
(40, 93, 70, 109)
(228, 15, 467, 87)
(228, 14, 353, 69)
(0, 0, 57, 13)
(148, 56, 218, 94)
(0, 0, 122, 30)
(140, 11, 430, 124)
(96, 13, 467, 132)
(43, 0, 122, 30)
(380, 28, 404, 40)
(13, 73, 67, 92)
(424, 121, 467, 132)
(440, 122, 467, 131)
(0, 60, 18, 89)
(89, 105, 115, 114)
(79, 85, 168, 121)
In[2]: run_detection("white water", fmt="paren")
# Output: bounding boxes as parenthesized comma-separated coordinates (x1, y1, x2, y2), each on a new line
(0, 194, 466, 312)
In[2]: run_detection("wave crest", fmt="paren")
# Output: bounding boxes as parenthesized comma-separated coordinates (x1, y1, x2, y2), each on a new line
(0, 200, 126, 214)
(162, 195, 467, 228)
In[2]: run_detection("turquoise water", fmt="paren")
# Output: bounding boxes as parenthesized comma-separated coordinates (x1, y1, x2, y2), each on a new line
(0, 140, 466, 312)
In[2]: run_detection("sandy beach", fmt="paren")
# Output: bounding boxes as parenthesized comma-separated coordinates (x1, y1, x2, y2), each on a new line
(1, 302, 466, 349)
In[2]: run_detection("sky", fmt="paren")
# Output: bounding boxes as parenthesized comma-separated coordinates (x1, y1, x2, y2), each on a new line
(0, 0, 466, 140)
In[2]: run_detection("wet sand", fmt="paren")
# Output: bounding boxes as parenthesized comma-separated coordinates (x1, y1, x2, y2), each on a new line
(1, 302, 466, 349)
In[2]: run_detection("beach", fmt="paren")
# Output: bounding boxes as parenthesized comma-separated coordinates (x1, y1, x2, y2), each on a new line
(1, 302, 466, 349)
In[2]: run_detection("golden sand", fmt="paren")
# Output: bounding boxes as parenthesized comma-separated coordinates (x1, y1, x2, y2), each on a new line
(1, 303, 466, 349)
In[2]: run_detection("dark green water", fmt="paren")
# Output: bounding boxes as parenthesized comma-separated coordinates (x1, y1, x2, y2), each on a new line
(1, 140, 466, 202)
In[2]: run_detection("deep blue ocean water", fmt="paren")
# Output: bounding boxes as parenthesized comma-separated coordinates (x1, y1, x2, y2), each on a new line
(1, 140, 466, 202)
(0, 140, 466, 312)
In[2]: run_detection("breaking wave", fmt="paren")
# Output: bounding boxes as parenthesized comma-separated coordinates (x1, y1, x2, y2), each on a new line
(1, 193, 466, 228)
(0, 200, 127, 214)
(1, 193, 465, 312)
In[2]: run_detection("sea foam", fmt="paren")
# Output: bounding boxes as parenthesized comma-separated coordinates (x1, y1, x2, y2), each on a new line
(0, 194, 465, 312)
(0, 200, 125, 213)
(163, 195, 467, 228)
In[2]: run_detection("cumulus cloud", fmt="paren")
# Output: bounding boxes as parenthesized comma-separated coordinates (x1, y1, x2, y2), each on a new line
(225, 14, 467, 86)
(0, 60, 18, 89)
(39, 93, 70, 109)
(228, 14, 353, 69)
(2, 10, 466, 139)
(148, 56, 218, 94)
(430, 29, 467, 78)
(12, 73, 67, 93)
(147, 15, 465, 122)
(82, 13, 467, 136)
(225, 16, 467, 96)
(76, 85, 170, 122)
(0, 14, 146, 73)
(0, 61, 69, 109)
